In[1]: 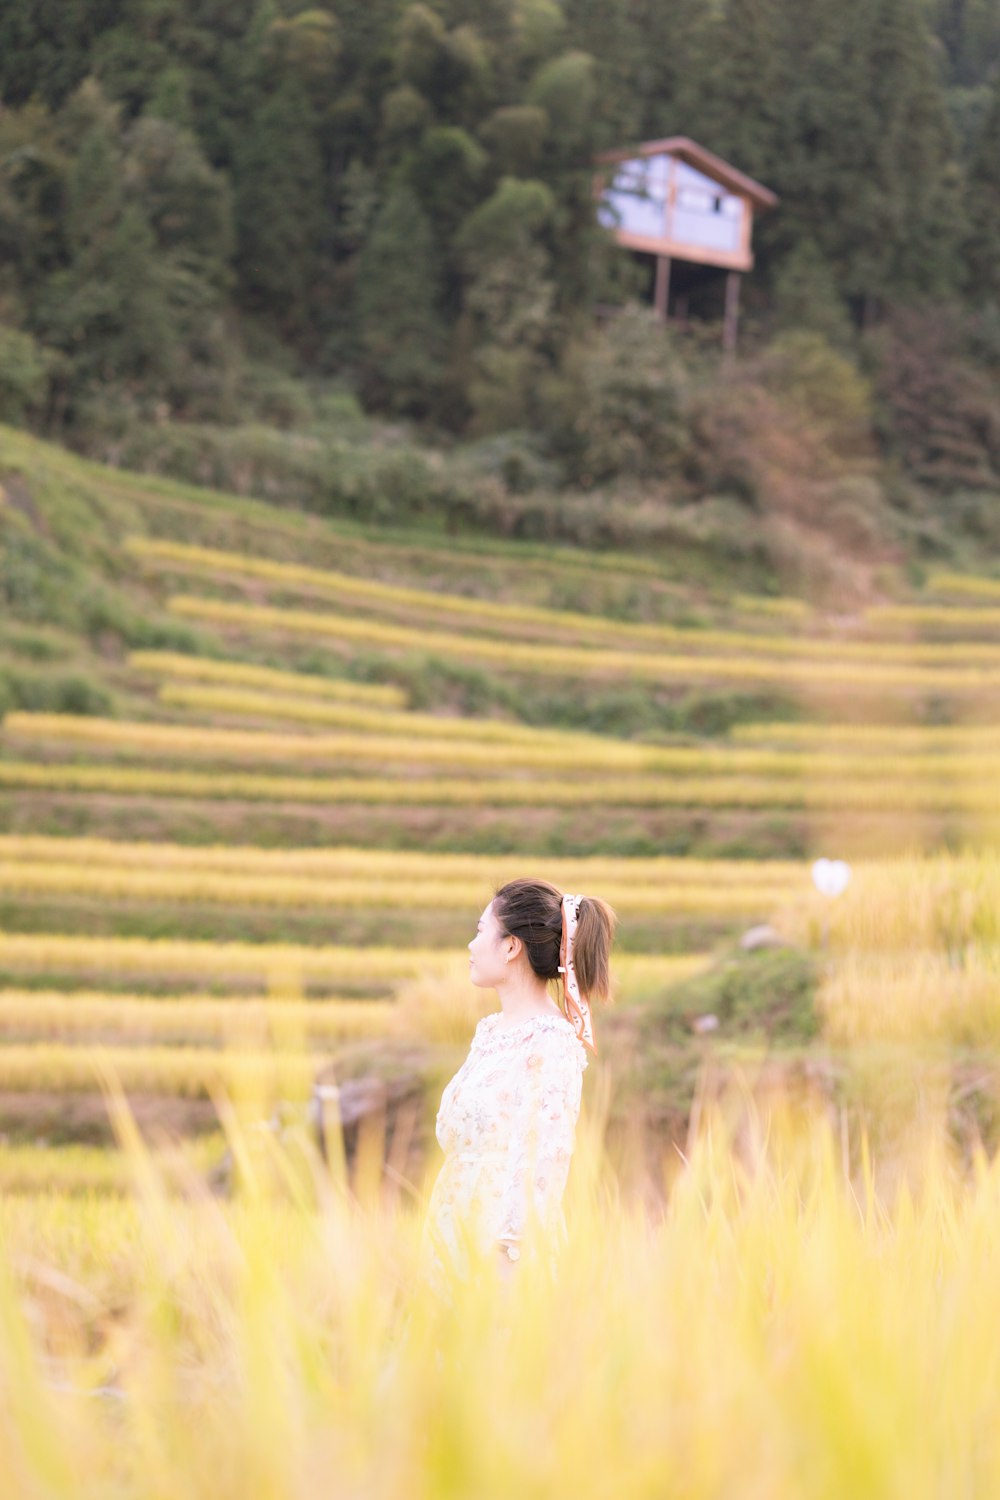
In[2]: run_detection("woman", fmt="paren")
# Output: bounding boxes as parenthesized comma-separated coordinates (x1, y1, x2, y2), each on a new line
(422, 878, 616, 1293)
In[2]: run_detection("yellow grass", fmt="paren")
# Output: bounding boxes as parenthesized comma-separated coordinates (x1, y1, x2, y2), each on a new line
(166, 592, 1000, 687)
(9, 432, 1000, 1496)
(778, 853, 1000, 952)
(132, 538, 1000, 664)
(0, 991, 397, 1044)
(129, 650, 407, 707)
(733, 722, 1000, 749)
(819, 950, 1000, 1045)
(927, 571, 1000, 600)
(13, 708, 1000, 782)
(155, 680, 639, 748)
(866, 603, 1000, 629)
(3, 758, 1000, 809)
(0, 709, 745, 774)
(0, 1087, 999, 1496)
(0, 1136, 225, 1194)
(733, 593, 810, 618)
(0, 933, 445, 985)
(17, 708, 1000, 779)
(0, 859, 799, 917)
(131, 537, 821, 653)
(0, 1044, 325, 1095)
(0, 931, 706, 993)
(0, 835, 806, 887)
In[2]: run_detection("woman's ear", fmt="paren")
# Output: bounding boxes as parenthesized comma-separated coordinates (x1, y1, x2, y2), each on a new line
(505, 934, 522, 964)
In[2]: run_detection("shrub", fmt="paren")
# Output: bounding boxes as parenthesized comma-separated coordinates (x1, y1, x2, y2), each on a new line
(0, 325, 51, 424)
(1, 669, 113, 715)
(760, 330, 873, 452)
(540, 305, 690, 486)
(867, 305, 1000, 493)
(644, 945, 820, 1044)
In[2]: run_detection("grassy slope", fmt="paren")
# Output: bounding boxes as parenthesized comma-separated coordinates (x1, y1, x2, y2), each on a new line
(0, 423, 814, 858)
(4, 425, 998, 1163)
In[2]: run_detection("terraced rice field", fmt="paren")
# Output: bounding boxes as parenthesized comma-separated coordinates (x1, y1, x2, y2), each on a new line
(9, 433, 1000, 1496)
(2, 425, 1000, 1195)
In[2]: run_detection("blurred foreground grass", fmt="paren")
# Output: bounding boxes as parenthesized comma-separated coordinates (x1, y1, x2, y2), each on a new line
(2, 1068, 999, 1498)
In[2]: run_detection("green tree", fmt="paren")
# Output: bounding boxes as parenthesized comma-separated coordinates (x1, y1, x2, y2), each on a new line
(32, 83, 172, 392)
(0, 0, 122, 108)
(12, 81, 234, 420)
(689, 0, 787, 180)
(771, 240, 854, 346)
(966, 79, 1000, 302)
(231, 78, 327, 338)
(873, 0, 965, 299)
(0, 100, 68, 306)
(454, 176, 557, 430)
(775, 0, 961, 314)
(355, 183, 446, 416)
(125, 116, 234, 287)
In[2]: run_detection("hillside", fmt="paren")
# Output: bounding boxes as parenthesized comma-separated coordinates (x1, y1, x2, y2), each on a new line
(2, 425, 1000, 1179)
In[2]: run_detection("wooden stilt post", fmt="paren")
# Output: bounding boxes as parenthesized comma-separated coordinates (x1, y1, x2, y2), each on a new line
(723, 270, 740, 355)
(654, 255, 672, 321)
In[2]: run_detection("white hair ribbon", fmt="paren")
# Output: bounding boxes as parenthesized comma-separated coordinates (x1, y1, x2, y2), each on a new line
(558, 893, 596, 1057)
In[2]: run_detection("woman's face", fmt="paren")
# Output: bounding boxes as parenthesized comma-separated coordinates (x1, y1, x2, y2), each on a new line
(468, 900, 511, 989)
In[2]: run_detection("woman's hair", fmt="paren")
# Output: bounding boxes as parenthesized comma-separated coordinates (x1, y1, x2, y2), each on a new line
(492, 878, 617, 1006)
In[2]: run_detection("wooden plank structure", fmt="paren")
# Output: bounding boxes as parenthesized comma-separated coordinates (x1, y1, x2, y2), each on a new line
(594, 137, 778, 352)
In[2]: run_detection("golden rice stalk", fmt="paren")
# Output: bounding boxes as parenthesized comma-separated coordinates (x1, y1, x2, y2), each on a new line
(129, 650, 407, 707)
(0, 991, 397, 1043)
(0, 834, 805, 887)
(156, 683, 1000, 766)
(866, 604, 1000, 629)
(155, 681, 627, 749)
(131, 538, 1000, 664)
(1, 709, 729, 773)
(818, 950, 1000, 1045)
(0, 860, 800, 916)
(0, 1137, 225, 1194)
(733, 723, 1000, 749)
(129, 537, 805, 654)
(165, 593, 1000, 687)
(733, 594, 810, 618)
(927, 571, 1000, 600)
(2, 1079, 1000, 1495)
(2, 759, 1000, 809)
(0, 1045, 325, 1096)
(0, 932, 707, 990)
(775, 853, 1000, 952)
(9, 712, 1000, 781)
(0, 933, 446, 983)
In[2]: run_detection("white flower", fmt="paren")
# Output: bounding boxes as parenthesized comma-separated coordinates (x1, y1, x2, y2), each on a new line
(812, 858, 852, 898)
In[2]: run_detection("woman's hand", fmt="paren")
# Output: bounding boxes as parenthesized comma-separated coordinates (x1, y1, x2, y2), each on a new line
(497, 1241, 520, 1280)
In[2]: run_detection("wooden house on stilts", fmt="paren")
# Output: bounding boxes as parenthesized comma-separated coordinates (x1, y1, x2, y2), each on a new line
(594, 137, 778, 351)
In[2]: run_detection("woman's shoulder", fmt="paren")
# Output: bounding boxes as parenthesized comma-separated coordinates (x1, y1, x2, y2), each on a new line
(474, 1010, 588, 1069)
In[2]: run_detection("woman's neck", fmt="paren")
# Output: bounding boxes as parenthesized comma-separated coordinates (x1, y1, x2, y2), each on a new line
(496, 978, 562, 1029)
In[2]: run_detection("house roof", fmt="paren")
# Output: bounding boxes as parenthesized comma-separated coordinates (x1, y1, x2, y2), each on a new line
(595, 136, 779, 209)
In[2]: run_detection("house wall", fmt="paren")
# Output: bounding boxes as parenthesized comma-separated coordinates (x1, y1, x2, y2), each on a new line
(597, 152, 753, 271)
(671, 162, 743, 255)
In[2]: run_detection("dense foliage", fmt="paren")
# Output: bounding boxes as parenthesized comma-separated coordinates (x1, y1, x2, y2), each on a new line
(0, 0, 998, 543)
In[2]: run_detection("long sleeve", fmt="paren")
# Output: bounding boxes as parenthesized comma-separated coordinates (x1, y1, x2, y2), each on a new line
(496, 1029, 584, 1246)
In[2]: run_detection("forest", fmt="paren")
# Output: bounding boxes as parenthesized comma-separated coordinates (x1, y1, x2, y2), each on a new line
(1, 0, 999, 567)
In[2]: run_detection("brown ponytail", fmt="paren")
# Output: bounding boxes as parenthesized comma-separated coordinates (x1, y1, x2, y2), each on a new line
(571, 893, 617, 1005)
(492, 878, 617, 1008)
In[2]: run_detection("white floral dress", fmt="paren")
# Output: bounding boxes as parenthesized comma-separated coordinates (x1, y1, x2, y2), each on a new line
(422, 1009, 588, 1290)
